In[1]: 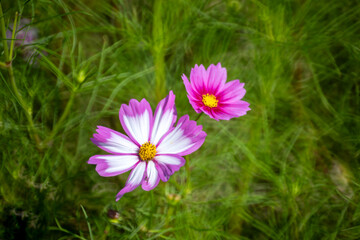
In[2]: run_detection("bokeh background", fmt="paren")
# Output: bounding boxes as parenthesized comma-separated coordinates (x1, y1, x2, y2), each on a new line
(1, 0, 360, 239)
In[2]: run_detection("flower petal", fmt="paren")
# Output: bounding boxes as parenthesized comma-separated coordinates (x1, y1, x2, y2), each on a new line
(190, 64, 207, 95)
(88, 155, 139, 177)
(182, 74, 198, 98)
(154, 155, 185, 182)
(218, 101, 251, 118)
(207, 101, 250, 120)
(115, 161, 146, 201)
(218, 80, 246, 103)
(150, 91, 177, 145)
(91, 126, 138, 154)
(119, 98, 153, 146)
(141, 161, 160, 191)
(156, 115, 206, 156)
(206, 63, 227, 95)
(183, 74, 203, 113)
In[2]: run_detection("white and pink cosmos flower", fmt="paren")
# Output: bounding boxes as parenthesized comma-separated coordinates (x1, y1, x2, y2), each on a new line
(89, 91, 206, 201)
(182, 63, 251, 121)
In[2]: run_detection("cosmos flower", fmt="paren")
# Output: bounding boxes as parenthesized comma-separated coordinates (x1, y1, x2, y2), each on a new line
(6, 18, 38, 47)
(89, 91, 206, 201)
(182, 63, 251, 121)
(6, 18, 41, 64)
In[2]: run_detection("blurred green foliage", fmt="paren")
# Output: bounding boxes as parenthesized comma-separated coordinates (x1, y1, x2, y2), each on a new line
(0, 0, 359, 239)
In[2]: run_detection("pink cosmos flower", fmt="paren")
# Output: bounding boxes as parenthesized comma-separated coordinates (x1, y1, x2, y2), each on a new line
(88, 91, 206, 201)
(6, 18, 38, 47)
(182, 63, 251, 120)
(6, 18, 43, 64)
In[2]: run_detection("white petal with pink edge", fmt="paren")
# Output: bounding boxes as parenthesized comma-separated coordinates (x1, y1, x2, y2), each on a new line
(155, 155, 185, 182)
(156, 128, 193, 154)
(116, 161, 146, 201)
(142, 161, 160, 191)
(91, 126, 138, 154)
(105, 132, 138, 153)
(156, 115, 206, 156)
(123, 112, 150, 144)
(119, 99, 153, 145)
(151, 91, 177, 145)
(88, 155, 139, 177)
(156, 155, 184, 166)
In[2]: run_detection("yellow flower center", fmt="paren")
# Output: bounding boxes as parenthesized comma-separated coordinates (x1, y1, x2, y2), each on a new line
(202, 94, 218, 108)
(139, 142, 157, 161)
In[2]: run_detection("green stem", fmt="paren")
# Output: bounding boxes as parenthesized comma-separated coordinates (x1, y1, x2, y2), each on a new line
(8, 63, 41, 146)
(183, 155, 192, 198)
(0, 5, 41, 148)
(164, 204, 174, 227)
(45, 89, 76, 144)
(152, 0, 166, 102)
(0, 61, 8, 68)
(9, 12, 18, 61)
(195, 112, 204, 122)
(0, 3, 9, 61)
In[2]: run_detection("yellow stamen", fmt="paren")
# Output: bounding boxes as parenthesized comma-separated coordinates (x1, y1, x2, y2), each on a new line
(202, 94, 218, 108)
(139, 142, 156, 161)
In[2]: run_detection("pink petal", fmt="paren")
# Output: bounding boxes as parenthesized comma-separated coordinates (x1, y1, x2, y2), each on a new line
(154, 155, 185, 182)
(90, 126, 138, 154)
(182, 74, 199, 100)
(186, 91, 203, 113)
(150, 91, 177, 145)
(141, 161, 160, 191)
(183, 65, 214, 113)
(156, 115, 206, 156)
(218, 80, 246, 103)
(206, 63, 227, 95)
(119, 98, 153, 146)
(198, 105, 218, 120)
(212, 101, 251, 120)
(88, 155, 139, 177)
(190, 64, 207, 95)
(116, 161, 146, 201)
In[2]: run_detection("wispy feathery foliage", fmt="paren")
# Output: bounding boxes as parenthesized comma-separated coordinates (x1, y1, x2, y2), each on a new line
(0, 0, 359, 239)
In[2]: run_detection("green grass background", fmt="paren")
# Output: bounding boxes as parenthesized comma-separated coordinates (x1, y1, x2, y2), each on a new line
(1, 0, 360, 239)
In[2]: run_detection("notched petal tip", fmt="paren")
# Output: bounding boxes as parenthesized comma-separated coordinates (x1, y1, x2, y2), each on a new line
(119, 97, 153, 145)
(151, 90, 178, 145)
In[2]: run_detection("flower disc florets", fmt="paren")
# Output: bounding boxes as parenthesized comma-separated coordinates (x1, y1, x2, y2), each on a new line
(139, 142, 156, 161)
(202, 94, 218, 108)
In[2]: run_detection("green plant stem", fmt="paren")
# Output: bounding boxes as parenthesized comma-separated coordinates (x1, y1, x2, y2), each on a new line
(0, 3, 9, 61)
(9, 12, 18, 61)
(0, 6, 41, 148)
(165, 204, 175, 227)
(0, 61, 8, 68)
(9, 62, 41, 145)
(181, 113, 203, 198)
(195, 112, 204, 122)
(45, 88, 76, 144)
(183, 155, 192, 198)
(152, 0, 166, 102)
